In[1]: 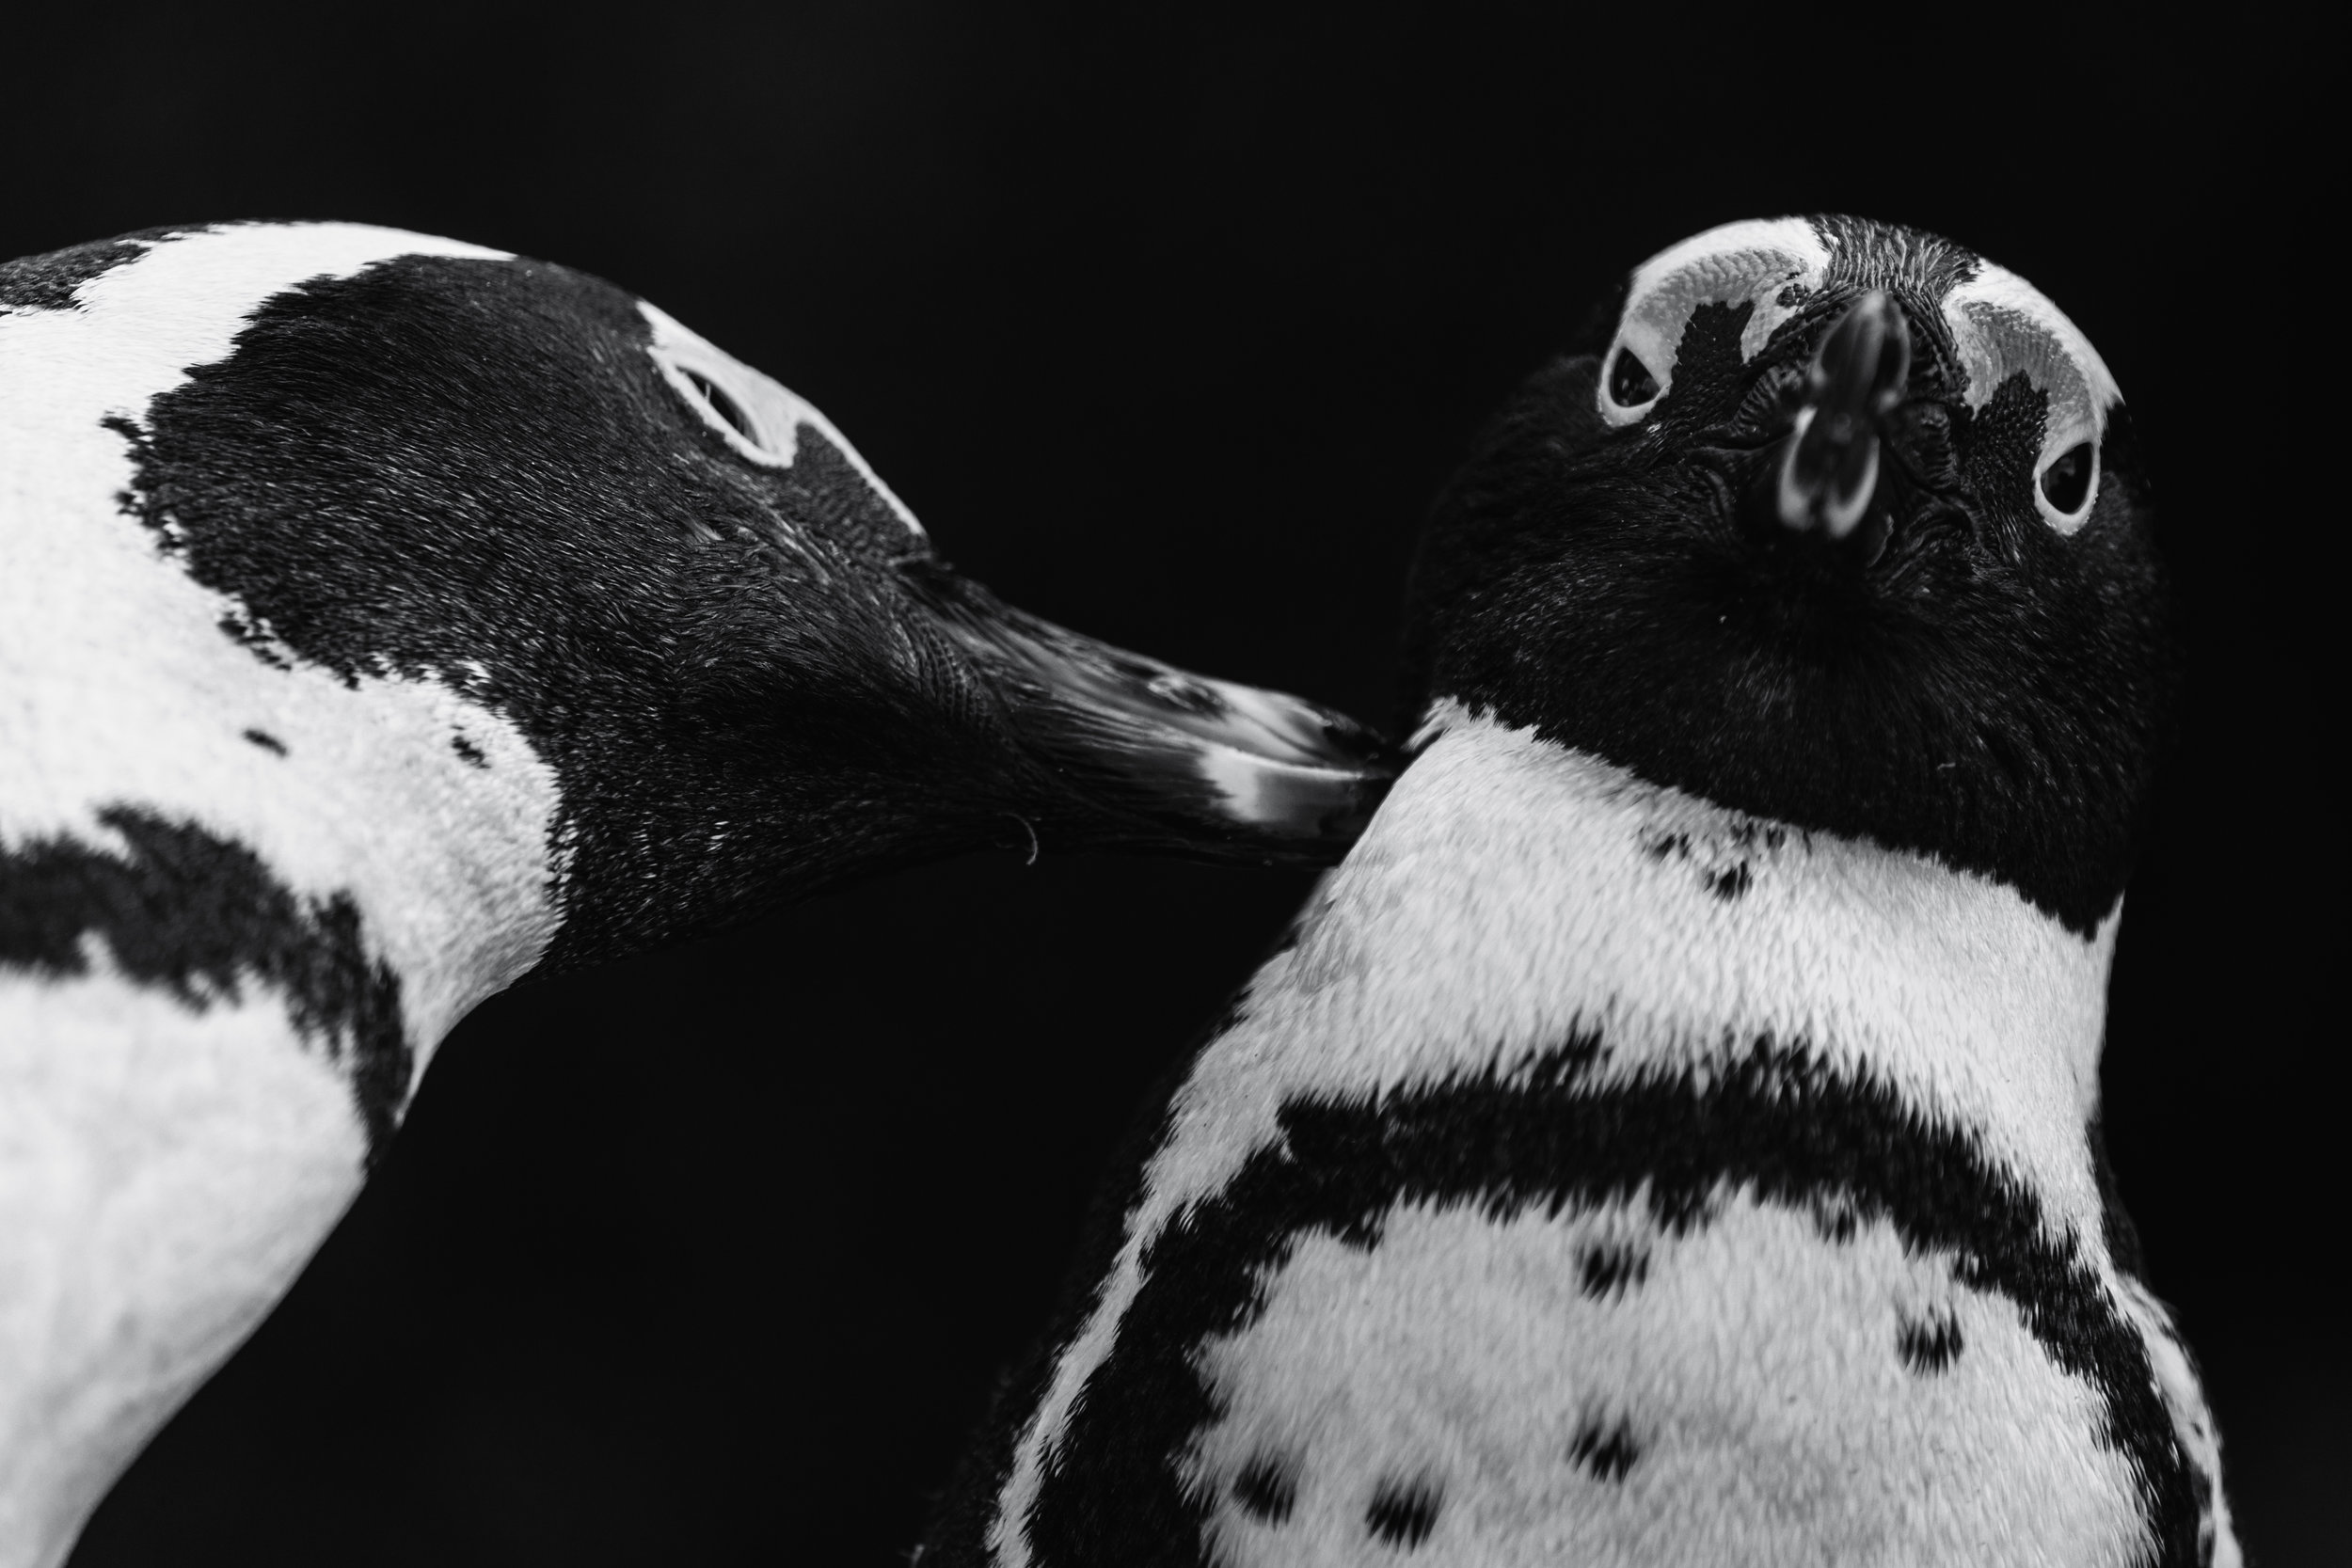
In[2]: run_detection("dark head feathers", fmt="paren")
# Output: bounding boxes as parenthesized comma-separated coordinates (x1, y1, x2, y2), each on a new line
(1406, 215, 2172, 934)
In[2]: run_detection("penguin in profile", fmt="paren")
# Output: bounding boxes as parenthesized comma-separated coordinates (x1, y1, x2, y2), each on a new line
(0, 221, 1394, 1568)
(930, 217, 2236, 1567)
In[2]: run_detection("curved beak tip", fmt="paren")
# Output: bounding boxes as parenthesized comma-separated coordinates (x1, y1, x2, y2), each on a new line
(931, 578, 1401, 861)
(1190, 698, 1399, 845)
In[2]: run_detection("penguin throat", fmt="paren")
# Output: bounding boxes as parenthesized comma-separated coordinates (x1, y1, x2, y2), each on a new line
(1168, 699, 2121, 1239)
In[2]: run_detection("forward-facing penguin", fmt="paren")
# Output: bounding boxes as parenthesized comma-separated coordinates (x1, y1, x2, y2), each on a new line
(927, 217, 2236, 1567)
(0, 221, 1394, 1568)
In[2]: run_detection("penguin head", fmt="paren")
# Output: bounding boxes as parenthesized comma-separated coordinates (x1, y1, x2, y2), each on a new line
(1407, 215, 2169, 934)
(15, 224, 1391, 970)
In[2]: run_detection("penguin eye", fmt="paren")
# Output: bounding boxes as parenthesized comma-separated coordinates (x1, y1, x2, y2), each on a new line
(1607, 347, 1661, 409)
(682, 369, 757, 444)
(2034, 438, 2100, 531)
(2040, 441, 2093, 513)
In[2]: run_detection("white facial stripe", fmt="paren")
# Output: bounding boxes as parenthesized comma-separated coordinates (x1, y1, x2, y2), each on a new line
(1942, 260, 2122, 417)
(1603, 218, 1831, 424)
(636, 302, 927, 539)
(1942, 261, 2120, 533)
(1625, 216, 1833, 360)
(1610, 220, 2122, 532)
(67, 223, 511, 397)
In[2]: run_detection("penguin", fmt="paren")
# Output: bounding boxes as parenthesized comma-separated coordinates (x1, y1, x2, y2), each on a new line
(0, 221, 1394, 1568)
(925, 217, 2238, 1567)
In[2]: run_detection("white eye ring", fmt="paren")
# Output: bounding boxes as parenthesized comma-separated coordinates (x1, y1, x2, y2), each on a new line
(635, 299, 930, 539)
(681, 369, 758, 444)
(651, 350, 781, 464)
(2032, 433, 2102, 533)
(1941, 260, 2120, 537)
(1598, 329, 1669, 426)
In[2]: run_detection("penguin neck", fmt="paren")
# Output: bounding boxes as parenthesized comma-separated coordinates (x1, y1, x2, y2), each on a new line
(0, 615, 567, 1082)
(2, 368, 566, 1565)
(1190, 700, 2121, 1236)
(1, 223, 568, 1085)
(0, 645, 564, 1568)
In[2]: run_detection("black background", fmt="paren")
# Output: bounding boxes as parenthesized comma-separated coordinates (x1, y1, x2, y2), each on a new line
(5, 6, 2333, 1564)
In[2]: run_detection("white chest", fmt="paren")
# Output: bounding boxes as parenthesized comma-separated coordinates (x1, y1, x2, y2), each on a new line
(981, 706, 2220, 1567)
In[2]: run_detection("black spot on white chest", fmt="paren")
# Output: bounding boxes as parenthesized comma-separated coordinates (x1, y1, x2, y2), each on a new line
(1013, 1037, 2203, 1565)
(0, 806, 410, 1160)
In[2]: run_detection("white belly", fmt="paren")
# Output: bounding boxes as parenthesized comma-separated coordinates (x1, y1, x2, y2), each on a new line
(1186, 1191, 2146, 1568)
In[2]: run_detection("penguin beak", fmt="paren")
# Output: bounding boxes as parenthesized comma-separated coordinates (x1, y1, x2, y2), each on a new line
(906, 568, 1398, 863)
(1775, 290, 1911, 540)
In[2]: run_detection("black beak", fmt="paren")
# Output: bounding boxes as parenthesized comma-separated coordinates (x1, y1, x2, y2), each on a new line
(1775, 289, 1911, 541)
(907, 567, 1398, 864)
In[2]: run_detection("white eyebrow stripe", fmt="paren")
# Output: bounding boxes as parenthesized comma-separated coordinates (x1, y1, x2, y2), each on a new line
(69, 224, 513, 395)
(1941, 260, 2122, 418)
(1626, 217, 1833, 361)
(636, 301, 926, 539)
